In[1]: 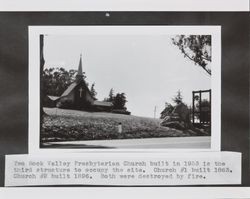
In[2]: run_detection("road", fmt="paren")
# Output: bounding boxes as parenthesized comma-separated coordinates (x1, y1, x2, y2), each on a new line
(43, 136, 210, 149)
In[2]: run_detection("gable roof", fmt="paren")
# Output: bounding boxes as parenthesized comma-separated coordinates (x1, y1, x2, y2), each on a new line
(60, 80, 96, 101)
(47, 95, 60, 101)
(60, 55, 96, 101)
(61, 82, 78, 97)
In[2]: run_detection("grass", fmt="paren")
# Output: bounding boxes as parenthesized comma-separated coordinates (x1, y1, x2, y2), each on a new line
(41, 108, 206, 142)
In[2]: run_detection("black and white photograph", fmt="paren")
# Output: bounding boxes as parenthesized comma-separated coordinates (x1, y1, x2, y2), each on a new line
(0, 4, 249, 191)
(29, 26, 221, 151)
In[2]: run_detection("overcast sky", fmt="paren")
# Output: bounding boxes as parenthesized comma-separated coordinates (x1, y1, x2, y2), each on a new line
(43, 34, 211, 118)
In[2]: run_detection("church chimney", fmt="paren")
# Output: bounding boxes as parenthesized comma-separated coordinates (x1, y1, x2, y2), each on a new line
(76, 54, 83, 82)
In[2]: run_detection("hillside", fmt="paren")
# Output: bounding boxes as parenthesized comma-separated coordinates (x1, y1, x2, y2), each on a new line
(41, 108, 204, 143)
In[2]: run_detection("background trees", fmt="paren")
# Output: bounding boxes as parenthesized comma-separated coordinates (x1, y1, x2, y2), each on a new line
(113, 93, 127, 110)
(172, 90, 183, 105)
(160, 90, 184, 119)
(43, 67, 129, 111)
(160, 103, 174, 119)
(42, 67, 86, 96)
(90, 83, 97, 98)
(172, 35, 211, 75)
(104, 88, 128, 110)
(104, 88, 114, 102)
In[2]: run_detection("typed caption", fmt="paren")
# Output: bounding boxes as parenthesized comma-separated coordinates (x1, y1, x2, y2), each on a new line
(5, 152, 241, 186)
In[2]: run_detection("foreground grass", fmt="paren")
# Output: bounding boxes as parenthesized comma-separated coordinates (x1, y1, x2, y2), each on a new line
(41, 108, 205, 142)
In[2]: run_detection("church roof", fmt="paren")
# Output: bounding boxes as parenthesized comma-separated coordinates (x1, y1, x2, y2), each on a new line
(61, 82, 78, 97)
(47, 95, 60, 101)
(60, 80, 95, 100)
(60, 55, 95, 100)
(93, 101, 113, 107)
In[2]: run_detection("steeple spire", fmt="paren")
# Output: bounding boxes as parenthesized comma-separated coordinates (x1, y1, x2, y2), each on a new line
(76, 54, 83, 82)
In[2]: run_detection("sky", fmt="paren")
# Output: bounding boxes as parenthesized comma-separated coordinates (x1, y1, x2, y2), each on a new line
(43, 34, 211, 118)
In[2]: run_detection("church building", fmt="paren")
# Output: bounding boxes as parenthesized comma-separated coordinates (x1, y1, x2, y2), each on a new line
(45, 55, 113, 112)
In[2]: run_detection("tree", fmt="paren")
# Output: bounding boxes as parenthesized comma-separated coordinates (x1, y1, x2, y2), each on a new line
(160, 102, 174, 119)
(42, 67, 86, 97)
(103, 89, 128, 110)
(113, 93, 127, 110)
(172, 90, 183, 105)
(108, 88, 114, 102)
(104, 88, 114, 102)
(172, 35, 211, 75)
(90, 83, 97, 98)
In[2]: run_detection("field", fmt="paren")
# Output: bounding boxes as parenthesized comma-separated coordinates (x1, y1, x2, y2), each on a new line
(41, 108, 207, 143)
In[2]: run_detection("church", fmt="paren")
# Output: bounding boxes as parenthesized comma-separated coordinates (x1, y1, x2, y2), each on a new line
(45, 55, 113, 112)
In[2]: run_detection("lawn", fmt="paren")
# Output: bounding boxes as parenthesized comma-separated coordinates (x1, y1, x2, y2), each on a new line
(41, 108, 207, 142)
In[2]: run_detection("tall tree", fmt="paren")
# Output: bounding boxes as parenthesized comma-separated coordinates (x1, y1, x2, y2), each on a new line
(113, 93, 127, 109)
(90, 83, 97, 98)
(172, 35, 211, 75)
(104, 88, 114, 102)
(160, 102, 174, 119)
(42, 67, 86, 97)
(172, 90, 183, 105)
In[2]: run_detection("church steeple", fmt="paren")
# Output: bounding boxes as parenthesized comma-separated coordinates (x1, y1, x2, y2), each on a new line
(76, 54, 83, 82)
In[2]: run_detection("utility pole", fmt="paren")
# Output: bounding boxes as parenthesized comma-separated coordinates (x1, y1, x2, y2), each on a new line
(154, 106, 157, 119)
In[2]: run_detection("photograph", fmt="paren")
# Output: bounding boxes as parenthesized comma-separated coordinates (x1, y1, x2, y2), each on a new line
(0, 0, 249, 190)
(28, 26, 221, 152)
(0, 8, 249, 189)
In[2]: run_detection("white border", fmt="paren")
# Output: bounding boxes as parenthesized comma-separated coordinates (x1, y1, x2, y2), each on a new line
(1, 187, 250, 199)
(29, 26, 221, 154)
(0, 0, 249, 11)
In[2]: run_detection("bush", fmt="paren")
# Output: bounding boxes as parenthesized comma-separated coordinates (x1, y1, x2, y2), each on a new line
(56, 98, 74, 109)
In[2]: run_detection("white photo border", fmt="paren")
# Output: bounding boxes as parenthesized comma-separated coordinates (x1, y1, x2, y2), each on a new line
(29, 26, 221, 154)
(0, 0, 249, 11)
